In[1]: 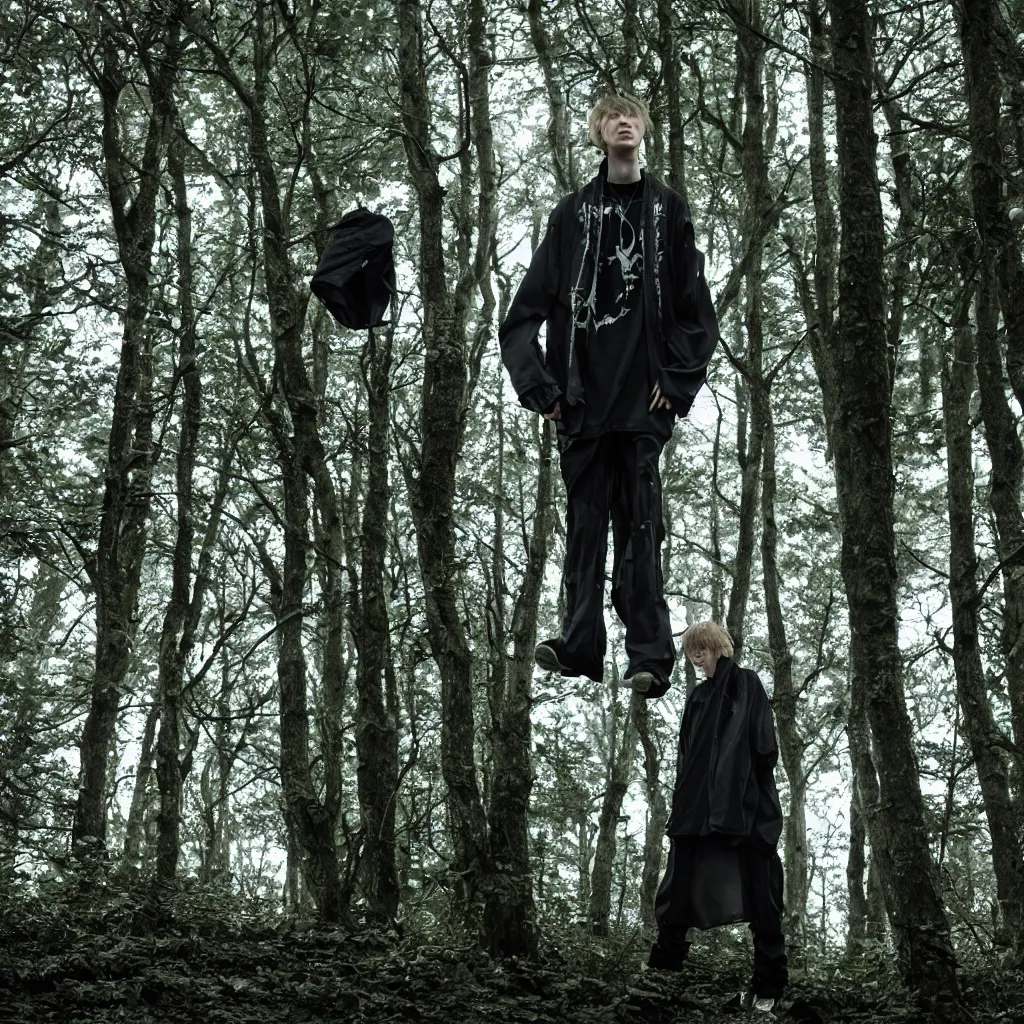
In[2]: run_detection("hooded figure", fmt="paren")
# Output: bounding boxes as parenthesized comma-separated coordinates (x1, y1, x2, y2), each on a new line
(498, 93, 719, 696)
(649, 621, 787, 1012)
(311, 208, 395, 330)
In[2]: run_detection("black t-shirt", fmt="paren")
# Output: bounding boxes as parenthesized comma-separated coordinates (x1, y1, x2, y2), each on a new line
(574, 176, 671, 437)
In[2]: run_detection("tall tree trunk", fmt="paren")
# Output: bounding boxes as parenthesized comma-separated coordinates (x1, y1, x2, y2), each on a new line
(725, 0, 771, 657)
(636, 699, 667, 938)
(526, 0, 578, 193)
(761, 397, 807, 945)
(301, 53, 349, 885)
(284, 825, 302, 912)
(972, 266, 1024, 793)
(845, 788, 868, 952)
(655, 0, 686, 196)
(942, 288, 1024, 948)
(800, 0, 839, 450)
(710, 412, 726, 623)
(199, 647, 241, 884)
(199, 0, 345, 920)
(589, 686, 641, 935)
(875, 90, 915, 391)
(485, 416, 554, 957)
(865, 855, 887, 940)
(618, 0, 639, 92)
(577, 804, 594, 918)
(483, 73, 550, 949)
(825, 0, 960, 1004)
(122, 699, 160, 873)
(302, 116, 349, 900)
(73, 20, 177, 854)
(726, 376, 765, 659)
(310, 473, 347, 853)
(803, 1, 867, 958)
(957, 2, 1024, 791)
(353, 327, 400, 923)
(846, 669, 890, 935)
(397, 0, 490, 923)
(155, 90, 200, 882)
(956, 0, 1024, 412)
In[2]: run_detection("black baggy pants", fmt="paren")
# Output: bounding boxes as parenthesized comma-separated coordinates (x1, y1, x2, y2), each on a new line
(555, 432, 675, 683)
(649, 837, 789, 999)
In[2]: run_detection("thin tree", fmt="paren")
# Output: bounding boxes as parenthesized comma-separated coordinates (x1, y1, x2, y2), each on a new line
(351, 324, 400, 922)
(396, 0, 495, 931)
(940, 281, 1024, 950)
(71, 5, 179, 855)
(193, 0, 347, 921)
(822, 0, 960, 1005)
(955, 0, 1024, 787)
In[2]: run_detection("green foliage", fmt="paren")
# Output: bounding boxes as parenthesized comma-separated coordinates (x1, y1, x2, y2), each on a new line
(0, 873, 274, 945)
(3, 892, 1019, 1022)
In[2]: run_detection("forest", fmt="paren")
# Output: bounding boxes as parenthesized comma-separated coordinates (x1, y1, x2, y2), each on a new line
(2, 0, 1024, 1021)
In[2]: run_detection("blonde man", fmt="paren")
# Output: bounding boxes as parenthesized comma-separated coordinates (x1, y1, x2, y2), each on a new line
(648, 622, 787, 1011)
(498, 94, 719, 694)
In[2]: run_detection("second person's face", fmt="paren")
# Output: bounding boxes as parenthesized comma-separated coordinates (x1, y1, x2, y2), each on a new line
(689, 648, 718, 678)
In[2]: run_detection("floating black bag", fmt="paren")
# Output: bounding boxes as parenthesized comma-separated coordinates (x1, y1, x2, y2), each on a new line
(310, 208, 395, 329)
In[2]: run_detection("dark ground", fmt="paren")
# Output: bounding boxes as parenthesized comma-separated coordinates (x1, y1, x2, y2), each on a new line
(0, 884, 1020, 1024)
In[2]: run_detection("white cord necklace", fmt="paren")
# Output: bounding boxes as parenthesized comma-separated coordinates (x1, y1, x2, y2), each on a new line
(606, 180, 641, 219)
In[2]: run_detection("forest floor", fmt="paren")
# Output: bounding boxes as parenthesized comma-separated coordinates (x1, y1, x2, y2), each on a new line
(0, 883, 1020, 1024)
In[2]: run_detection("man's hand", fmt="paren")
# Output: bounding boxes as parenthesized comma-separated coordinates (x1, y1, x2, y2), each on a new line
(649, 383, 672, 412)
(543, 401, 562, 421)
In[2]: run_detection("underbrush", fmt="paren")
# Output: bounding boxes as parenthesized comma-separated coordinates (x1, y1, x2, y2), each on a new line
(0, 877, 1019, 1023)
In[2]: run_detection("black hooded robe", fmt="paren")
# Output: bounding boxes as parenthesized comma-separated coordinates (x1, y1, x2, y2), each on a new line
(652, 656, 788, 997)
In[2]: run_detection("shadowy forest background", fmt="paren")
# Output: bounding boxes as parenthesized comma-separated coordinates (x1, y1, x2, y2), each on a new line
(3, 0, 1024, 1019)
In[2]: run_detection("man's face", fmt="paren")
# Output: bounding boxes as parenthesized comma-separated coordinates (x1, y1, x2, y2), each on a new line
(688, 648, 718, 678)
(601, 111, 644, 154)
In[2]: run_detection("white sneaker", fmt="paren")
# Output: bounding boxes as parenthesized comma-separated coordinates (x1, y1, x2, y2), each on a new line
(727, 990, 777, 1015)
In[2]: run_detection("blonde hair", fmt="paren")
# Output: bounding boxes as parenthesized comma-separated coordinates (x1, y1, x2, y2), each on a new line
(682, 622, 734, 659)
(587, 92, 649, 152)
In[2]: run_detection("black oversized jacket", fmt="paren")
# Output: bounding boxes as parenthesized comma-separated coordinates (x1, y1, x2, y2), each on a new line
(667, 657, 784, 852)
(497, 160, 720, 427)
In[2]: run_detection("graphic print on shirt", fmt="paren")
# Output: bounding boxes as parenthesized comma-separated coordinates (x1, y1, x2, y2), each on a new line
(594, 198, 643, 330)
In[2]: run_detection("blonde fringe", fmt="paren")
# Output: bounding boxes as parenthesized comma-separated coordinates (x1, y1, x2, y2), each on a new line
(681, 622, 734, 658)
